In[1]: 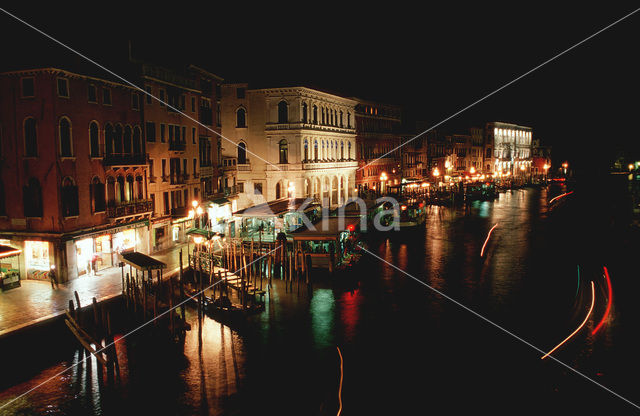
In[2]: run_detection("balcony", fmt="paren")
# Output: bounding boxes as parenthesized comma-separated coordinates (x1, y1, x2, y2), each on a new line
(106, 200, 152, 219)
(237, 163, 251, 172)
(170, 174, 185, 185)
(302, 160, 358, 170)
(266, 122, 355, 134)
(170, 205, 189, 217)
(169, 141, 186, 151)
(103, 153, 147, 166)
(223, 186, 237, 197)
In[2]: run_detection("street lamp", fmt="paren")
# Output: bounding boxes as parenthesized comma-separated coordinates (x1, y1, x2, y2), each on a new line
(379, 172, 388, 195)
(470, 166, 476, 175)
(562, 161, 569, 176)
(433, 167, 440, 177)
(287, 181, 295, 198)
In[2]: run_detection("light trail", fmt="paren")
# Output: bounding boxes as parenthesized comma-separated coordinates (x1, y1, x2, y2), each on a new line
(480, 223, 499, 257)
(337, 346, 343, 416)
(541, 281, 595, 360)
(549, 191, 574, 204)
(592, 267, 613, 335)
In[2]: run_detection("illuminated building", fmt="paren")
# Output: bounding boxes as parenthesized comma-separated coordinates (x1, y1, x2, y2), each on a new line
(485, 122, 533, 181)
(220, 84, 357, 212)
(353, 100, 402, 195)
(0, 68, 150, 282)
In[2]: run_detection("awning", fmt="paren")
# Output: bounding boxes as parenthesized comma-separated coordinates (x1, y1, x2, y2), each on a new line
(234, 198, 320, 217)
(186, 228, 223, 239)
(119, 251, 166, 270)
(292, 217, 361, 240)
(0, 245, 21, 259)
(208, 197, 230, 206)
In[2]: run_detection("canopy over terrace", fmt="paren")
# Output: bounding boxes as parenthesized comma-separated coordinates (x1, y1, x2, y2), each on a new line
(119, 251, 167, 284)
(291, 216, 361, 270)
(234, 198, 322, 240)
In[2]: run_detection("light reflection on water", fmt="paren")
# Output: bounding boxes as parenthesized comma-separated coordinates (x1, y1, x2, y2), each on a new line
(4, 184, 640, 414)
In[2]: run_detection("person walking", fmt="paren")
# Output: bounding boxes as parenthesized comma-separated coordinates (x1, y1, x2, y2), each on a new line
(49, 265, 59, 289)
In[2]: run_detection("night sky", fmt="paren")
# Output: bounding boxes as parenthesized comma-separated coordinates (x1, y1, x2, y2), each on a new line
(3, 3, 640, 174)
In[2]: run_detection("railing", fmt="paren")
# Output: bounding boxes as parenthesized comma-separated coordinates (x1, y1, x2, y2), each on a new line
(237, 163, 251, 171)
(149, 175, 157, 183)
(223, 186, 237, 197)
(302, 160, 358, 170)
(170, 174, 185, 185)
(103, 153, 147, 166)
(265, 122, 355, 134)
(169, 141, 186, 151)
(106, 200, 152, 218)
(170, 205, 189, 217)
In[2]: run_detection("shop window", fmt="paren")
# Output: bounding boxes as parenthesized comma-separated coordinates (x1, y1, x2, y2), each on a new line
(23, 177, 43, 217)
(61, 177, 79, 217)
(24, 117, 38, 157)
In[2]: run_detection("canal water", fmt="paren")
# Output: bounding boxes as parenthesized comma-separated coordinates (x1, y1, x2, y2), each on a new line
(2, 179, 640, 415)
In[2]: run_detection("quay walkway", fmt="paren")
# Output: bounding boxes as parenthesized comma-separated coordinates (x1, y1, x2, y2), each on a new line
(0, 244, 187, 339)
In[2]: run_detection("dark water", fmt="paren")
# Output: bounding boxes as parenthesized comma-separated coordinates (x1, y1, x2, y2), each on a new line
(3, 180, 640, 415)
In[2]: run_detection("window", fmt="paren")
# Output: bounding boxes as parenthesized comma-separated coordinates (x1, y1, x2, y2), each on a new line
(314, 140, 318, 161)
(145, 86, 152, 104)
(279, 140, 288, 164)
(21, 78, 34, 97)
(132, 92, 140, 110)
(23, 178, 43, 217)
(193, 158, 197, 176)
(59, 117, 72, 157)
(146, 122, 156, 142)
(161, 159, 167, 180)
(254, 182, 262, 195)
(159, 89, 165, 106)
(236, 108, 246, 127)
(24, 117, 37, 157)
(88, 84, 97, 103)
(304, 139, 309, 161)
(89, 122, 100, 157)
(57, 78, 69, 97)
(192, 127, 196, 144)
(191, 97, 196, 112)
(182, 126, 186, 143)
(348, 142, 352, 159)
(238, 142, 247, 164)
(278, 100, 288, 123)
(149, 159, 154, 178)
(91, 177, 106, 213)
(347, 112, 351, 128)
(236, 87, 245, 99)
(103, 88, 111, 105)
(114, 125, 123, 154)
(133, 126, 142, 154)
(313, 105, 318, 124)
(123, 126, 132, 154)
(180, 95, 186, 110)
(238, 182, 244, 193)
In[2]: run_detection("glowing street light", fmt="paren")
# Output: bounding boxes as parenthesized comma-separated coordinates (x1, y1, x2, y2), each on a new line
(379, 172, 388, 181)
(629, 164, 635, 171)
(433, 167, 440, 177)
(470, 166, 476, 175)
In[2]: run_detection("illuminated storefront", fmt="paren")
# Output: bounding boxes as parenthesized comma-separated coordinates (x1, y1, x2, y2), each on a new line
(24, 240, 51, 280)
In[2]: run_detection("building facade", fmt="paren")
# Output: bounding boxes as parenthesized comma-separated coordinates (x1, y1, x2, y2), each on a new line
(0, 68, 150, 282)
(220, 85, 358, 211)
(354, 100, 402, 195)
(485, 121, 533, 182)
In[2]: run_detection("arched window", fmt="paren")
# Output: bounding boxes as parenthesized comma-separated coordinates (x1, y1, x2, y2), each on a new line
(133, 126, 142, 155)
(238, 142, 247, 164)
(347, 112, 351, 128)
(313, 106, 318, 124)
(302, 103, 308, 123)
(116, 176, 125, 203)
(126, 175, 134, 202)
(23, 177, 43, 217)
(89, 122, 100, 157)
(340, 141, 344, 160)
(348, 142, 352, 159)
(105, 124, 114, 156)
(106, 176, 116, 205)
(24, 117, 38, 157)
(114, 124, 123, 154)
(236, 108, 246, 127)
(339, 111, 343, 127)
(304, 139, 309, 162)
(123, 126, 132, 155)
(278, 100, 288, 123)
(136, 176, 144, 199)
(279, 139, 288, 164)
(59, 117, 72, 157)
(321, 108, 325, 124)
(275, 182, 281, 200)
(91, 177, 105, 213)
(61, 177, 79, 217)
(314, 140, 318, 161)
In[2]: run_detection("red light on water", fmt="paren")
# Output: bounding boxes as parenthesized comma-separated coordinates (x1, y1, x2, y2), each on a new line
(346, 224, 355, 232)
(592, 266, 613, 335)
